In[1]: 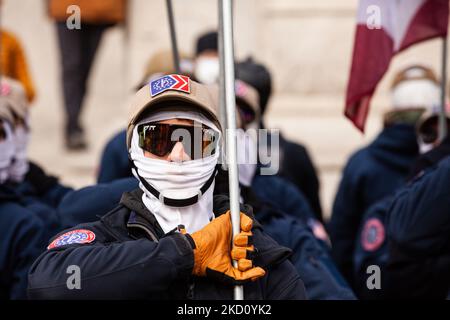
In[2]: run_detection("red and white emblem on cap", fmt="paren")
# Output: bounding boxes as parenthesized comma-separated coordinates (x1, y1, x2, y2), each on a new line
(47, 229, 96, 250)
(361, 218, 385, 252)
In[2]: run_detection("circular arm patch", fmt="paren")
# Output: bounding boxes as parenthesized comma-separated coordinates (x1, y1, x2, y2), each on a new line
(361, 218, 385, 252)
(47, 229, 96, 250)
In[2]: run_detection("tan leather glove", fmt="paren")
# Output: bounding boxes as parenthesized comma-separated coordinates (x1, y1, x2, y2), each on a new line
(188, 211, 266, 285)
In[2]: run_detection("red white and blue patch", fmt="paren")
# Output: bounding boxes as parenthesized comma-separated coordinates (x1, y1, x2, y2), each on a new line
(47, 229, 96, 250)
(361, 218, 385, 252)
(150, 74, 190, 97)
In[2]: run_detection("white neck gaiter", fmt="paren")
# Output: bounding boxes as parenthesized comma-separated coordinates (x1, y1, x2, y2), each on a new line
(130, 110, 221, 234)
(9, 124, 29, 183)
(0, 122, 15, 184)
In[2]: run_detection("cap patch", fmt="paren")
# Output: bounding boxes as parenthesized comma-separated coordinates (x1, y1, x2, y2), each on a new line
(361, 218, 385, 252)
(47, 229, 96, 249)
(1, 83, 11, 96)
(150, 74, 190, 97)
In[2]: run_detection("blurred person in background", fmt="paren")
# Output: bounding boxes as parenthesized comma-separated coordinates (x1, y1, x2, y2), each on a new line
(47, 0, 127, 150)
(0, 77, 72, 239)
(193, 30, 323, 221)
(0, 86, 49, 300)
(193, 31, 219, 85)
(0, 0, 35, 102)
(235, 57, 323, 221)
(351, 103, 450, 300)
(329, 65, 440, 285)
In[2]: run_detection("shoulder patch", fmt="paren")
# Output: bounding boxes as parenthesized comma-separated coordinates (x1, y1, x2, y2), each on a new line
(47, 229, 96, 250)
(361, 218, 385, 252)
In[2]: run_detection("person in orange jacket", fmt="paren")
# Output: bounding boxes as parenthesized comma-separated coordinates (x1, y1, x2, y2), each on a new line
(0, 29, 36, 103)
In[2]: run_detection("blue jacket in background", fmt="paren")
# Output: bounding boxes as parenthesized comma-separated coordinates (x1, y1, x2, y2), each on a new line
(0, 183, 61, 241)
(385, 155, 450, 299)
(97, 130, 129, 183)
(352, 196, 392, 299)
(58, 177, 138, 228)
(0, 194, 48, 299)
(329, 123, 419, 284)
(255, 204, 355, 300)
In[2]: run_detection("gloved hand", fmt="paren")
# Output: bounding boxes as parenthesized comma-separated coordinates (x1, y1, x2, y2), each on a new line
(187, 211, 265, 285)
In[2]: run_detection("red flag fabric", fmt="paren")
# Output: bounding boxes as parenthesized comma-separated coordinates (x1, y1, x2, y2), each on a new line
(345, 0, 449, 132)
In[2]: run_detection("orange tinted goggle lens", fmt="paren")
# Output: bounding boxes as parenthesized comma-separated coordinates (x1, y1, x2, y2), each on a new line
(137, 122, 218, 159)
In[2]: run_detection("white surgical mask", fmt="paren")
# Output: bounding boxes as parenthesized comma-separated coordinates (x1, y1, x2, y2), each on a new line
(130, 111, 221, 234)
(9, 124, 29, 183)
(0, 121, 15, 184)
(194, 57, 220, 85)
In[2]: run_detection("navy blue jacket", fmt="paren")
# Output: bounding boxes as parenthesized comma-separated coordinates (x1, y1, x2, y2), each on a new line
(384, 156, 450, 299)
(28, 191, 306, 300)
(329, 124, 419, 284)
(97, 130, 129, 183)
(58, 179, 353, 299)
(252, 174, 314, 222)
(0, 194, 48, 299)
(254, 204, 355, 300)
(58, 177, 137, 229)
(0, 183, 61, 241)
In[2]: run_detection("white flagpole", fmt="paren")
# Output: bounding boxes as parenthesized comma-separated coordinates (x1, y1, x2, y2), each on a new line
(218, 0, 243, 300)
(439, 36, 448, 142)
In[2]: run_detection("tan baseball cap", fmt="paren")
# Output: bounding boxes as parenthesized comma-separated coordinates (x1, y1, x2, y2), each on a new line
(127, 75, 220, 149)
(0, 103, 14, 126)
(0, 77, 29, 120)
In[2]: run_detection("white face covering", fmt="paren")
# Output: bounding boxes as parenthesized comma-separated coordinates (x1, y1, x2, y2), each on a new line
(418, 138, 434, 154)
(194, 57, 220, 85)
(9, 124, 29, 183)
(236, 129, 258, 187)
(0, 121, 15, 184)
(130, 110, 221, 234)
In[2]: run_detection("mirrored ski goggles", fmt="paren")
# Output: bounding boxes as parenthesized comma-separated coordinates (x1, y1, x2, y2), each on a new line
(137, 122, 220, 159)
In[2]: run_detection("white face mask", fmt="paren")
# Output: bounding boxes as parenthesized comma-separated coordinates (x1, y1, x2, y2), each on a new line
(9, 124, 29, 183)
(418, 139, 434, 154)
(236, 129, 258, 187)
(130, 111, 221, 234)
(0, 121, 15, 184)
(194, 57, 220, 85)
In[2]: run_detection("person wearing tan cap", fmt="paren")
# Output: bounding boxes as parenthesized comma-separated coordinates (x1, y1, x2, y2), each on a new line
(97, 50, 193, 183)
(28, 75, 306, 300)
(0, 77, 72, 214)
(330, 64, 439, 285)
(0, 88, 49, 300)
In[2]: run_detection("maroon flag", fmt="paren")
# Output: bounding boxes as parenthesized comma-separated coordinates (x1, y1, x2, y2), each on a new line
(345, 0, 449, 132)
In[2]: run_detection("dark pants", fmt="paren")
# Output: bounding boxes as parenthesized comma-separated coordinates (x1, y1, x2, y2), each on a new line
(56, 22, 109, 135)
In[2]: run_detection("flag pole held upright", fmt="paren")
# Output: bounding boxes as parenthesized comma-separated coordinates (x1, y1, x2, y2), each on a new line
(166, 0, 180, 73)
(439, 36, 448, 142)
(218, 0, 243, 300)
